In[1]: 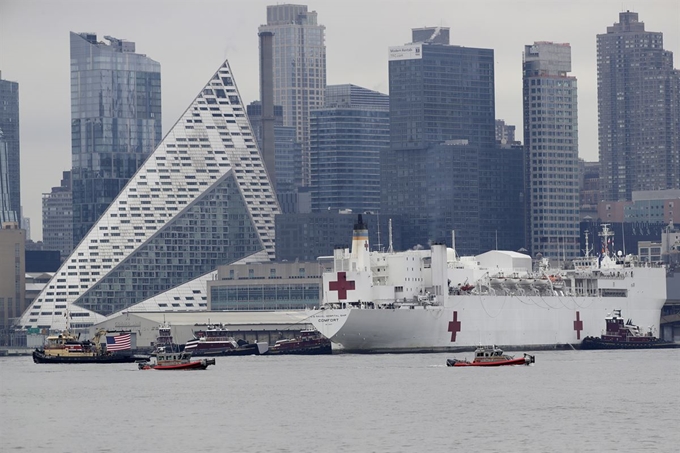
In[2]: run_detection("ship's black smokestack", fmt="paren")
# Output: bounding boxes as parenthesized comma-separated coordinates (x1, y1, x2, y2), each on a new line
(354, 214, 367, 231)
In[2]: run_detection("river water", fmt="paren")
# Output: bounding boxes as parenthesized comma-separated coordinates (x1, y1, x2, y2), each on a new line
(1, 349, 679, 452)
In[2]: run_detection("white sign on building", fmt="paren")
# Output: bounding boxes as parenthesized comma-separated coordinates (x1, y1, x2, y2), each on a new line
(388, 44, 423, 61)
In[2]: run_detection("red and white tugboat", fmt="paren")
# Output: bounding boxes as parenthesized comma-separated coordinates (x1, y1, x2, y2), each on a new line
(446, 345, 535, 367)
(269, 329, 332, 355)
(580, 309, 679, 350)
(138, 348, 215, 370)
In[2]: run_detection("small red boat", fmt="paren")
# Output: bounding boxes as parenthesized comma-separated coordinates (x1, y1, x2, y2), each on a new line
(447, 345, 535, 367)
(138, 349, 215, 370)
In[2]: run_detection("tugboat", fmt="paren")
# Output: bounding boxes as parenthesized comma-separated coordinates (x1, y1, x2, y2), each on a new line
(138, 348, 215, 370)
(446, 345, 535, 367)
(153, 321, 184, 352)
(184, 323, 268, 356)
(33, 328, 139, 364)
(269, 329, 332, 355)
(580, 310, 679, 350)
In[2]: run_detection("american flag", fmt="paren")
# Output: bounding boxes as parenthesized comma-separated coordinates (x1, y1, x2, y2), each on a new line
(106, 333, 131, 351)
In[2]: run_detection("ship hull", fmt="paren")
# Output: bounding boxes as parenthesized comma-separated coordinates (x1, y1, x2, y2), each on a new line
(310, 295, 667, 353)
(269, 342, 332, 355)
(32, 349, 138, 364)
(580, 337, 680, 350)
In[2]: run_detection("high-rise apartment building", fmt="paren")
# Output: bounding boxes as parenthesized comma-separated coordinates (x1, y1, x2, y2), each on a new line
(42, 171, 73, 261)
(310, 84, 389, 213)
(523, 42, 580, 260)
(19, 59, 280, 331)
(0, 73, 20, 223)
(597, 11, 680, 202)
(258, 4, 326, 187)
(382, 27, 523, 254)
(70, 33, 162, 246)
(495, 120, 517, 145)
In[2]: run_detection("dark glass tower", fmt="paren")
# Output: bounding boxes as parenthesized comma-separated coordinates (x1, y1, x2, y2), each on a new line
(597, 11, 680, 202)
(70, 32, 162, 246)
(382, 28, 522, 254)
(387, 29, 496, 152)
(0, 74, 20, 223)
(310, 84, 389, 214)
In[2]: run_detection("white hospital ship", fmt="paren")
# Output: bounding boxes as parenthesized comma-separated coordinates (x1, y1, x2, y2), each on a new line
(310, 216, 667, 352)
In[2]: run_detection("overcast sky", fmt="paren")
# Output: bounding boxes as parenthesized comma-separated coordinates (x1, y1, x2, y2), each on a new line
(1, 0, 679, 240)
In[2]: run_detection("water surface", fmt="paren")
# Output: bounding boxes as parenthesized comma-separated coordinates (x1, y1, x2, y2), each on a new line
(1, 349, 678, 452)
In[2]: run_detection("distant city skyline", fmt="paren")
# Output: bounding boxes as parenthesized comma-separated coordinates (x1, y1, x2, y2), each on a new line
(1, 0, 678, 239)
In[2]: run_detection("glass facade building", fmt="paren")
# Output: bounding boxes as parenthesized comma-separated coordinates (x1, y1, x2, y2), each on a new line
(246, 101, 303, 207)
(70, 33, 162, 246)
(0, 75, 20, 223)
(523, 42, 580, 260)
(597, 12, 680, 202)
(258, 4, 326, 187)
(382, 28, 524, 254)
(310, 84, 389, 213)
(19, 60, 280, 331)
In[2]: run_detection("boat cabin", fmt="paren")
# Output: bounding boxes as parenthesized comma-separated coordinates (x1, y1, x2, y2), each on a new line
(475, 345, 506, 359)
(156, 350, 193, 365)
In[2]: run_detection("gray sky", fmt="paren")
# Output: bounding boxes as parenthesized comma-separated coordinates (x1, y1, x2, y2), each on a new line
(1, 0, 679, 240)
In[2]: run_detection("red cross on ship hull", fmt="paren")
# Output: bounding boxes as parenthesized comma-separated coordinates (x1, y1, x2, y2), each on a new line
(448, 311, 461, 342)
(573, 311, 583, 340)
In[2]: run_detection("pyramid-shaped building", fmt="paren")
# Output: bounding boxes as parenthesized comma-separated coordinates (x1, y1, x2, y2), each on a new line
(20, 60, 280, 331)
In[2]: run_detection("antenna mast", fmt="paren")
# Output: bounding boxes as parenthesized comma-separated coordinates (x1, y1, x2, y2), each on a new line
(388, 219, 394, 254)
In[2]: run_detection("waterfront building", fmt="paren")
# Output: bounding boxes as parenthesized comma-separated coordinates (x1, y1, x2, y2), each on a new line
(18, 59, 280, 331)
(597, 11, 680, 202)
(310, 84, 389, 214)
(42, 171, 73, 261)
(0, 73, 20, 223)
(258, 4, 326, 187)
(523, 41, 580, 260)
(208, 261, 323, 311)
(70, 33, 162, 246)
(382, 27, 523, 254)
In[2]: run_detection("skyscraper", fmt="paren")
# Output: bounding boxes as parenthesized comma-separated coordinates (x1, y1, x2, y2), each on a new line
(597, 11, 680, 202)
(42, 171, 73, 261)
(0, 73, 20, 224)
(382, 27, 523, 254)
(387, 27, 496, 153)
(70, 33, 162, 246)
(523, 42, 580, 260)
(258, 4, 326, 188)
(19, 59, 280, 331)
(310, 84, 389, 214)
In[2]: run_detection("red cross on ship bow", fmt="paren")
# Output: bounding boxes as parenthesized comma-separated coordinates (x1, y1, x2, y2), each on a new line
(329, 272, 356, 300)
